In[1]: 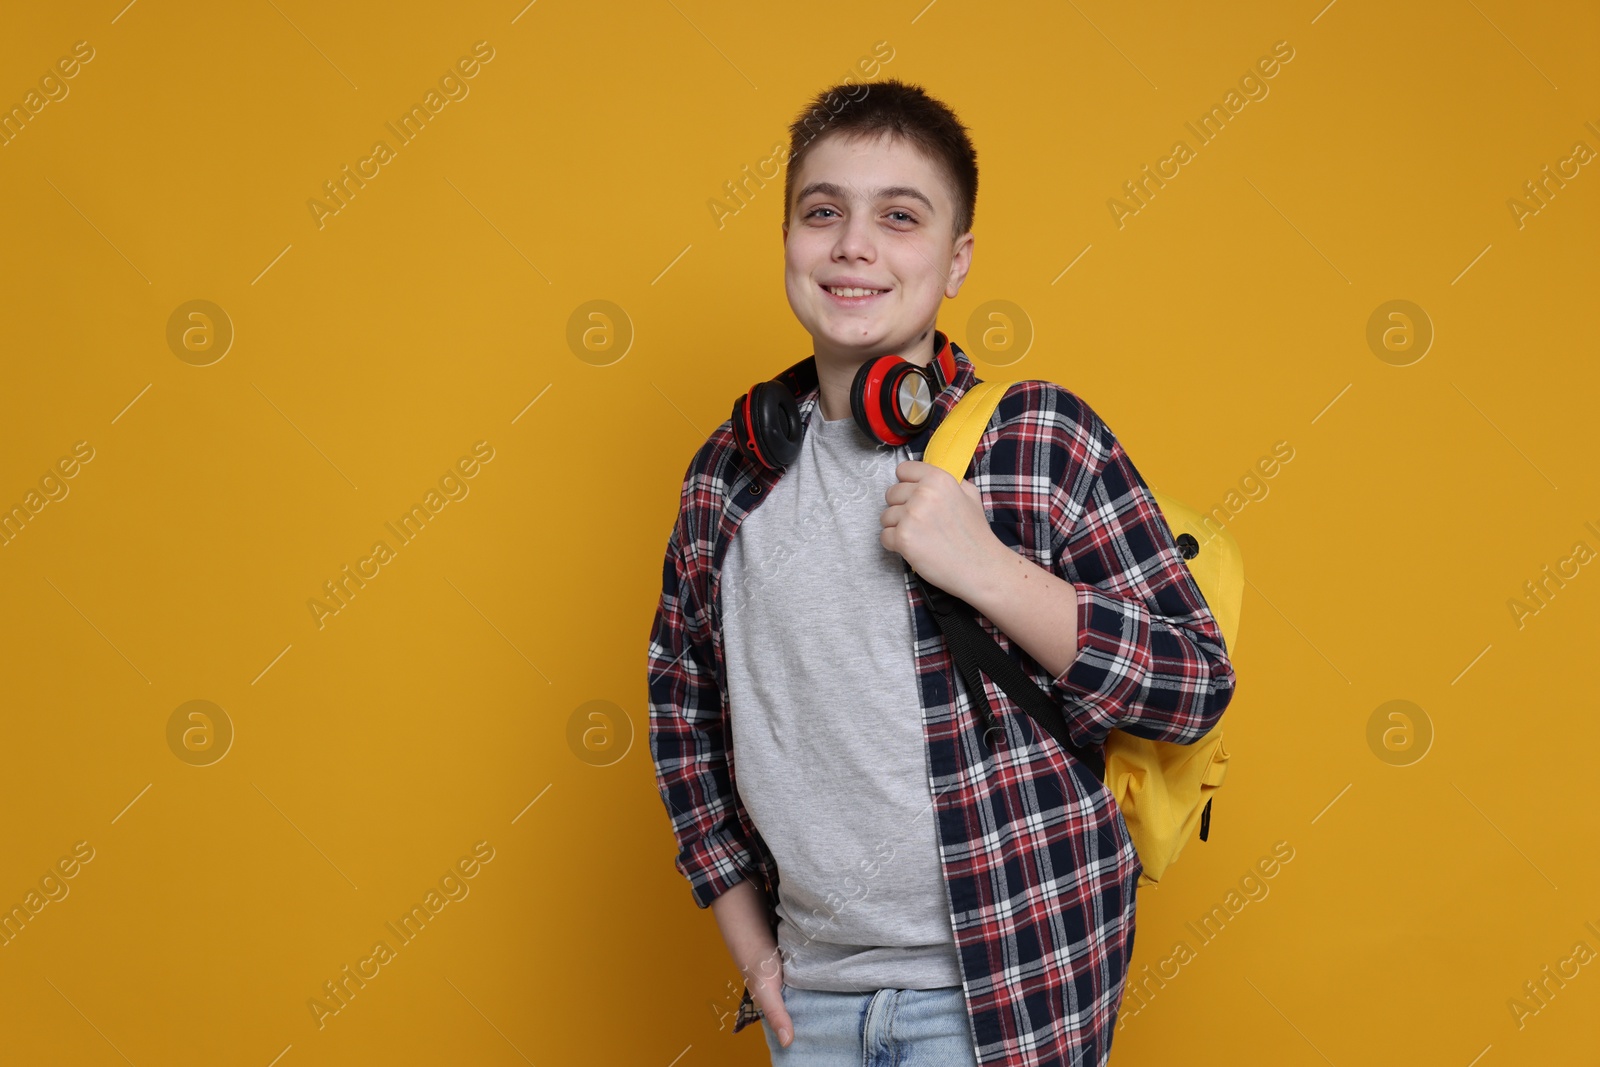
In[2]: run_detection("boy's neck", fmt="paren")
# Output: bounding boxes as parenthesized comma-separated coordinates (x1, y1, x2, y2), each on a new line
(813, 325, 938, 423)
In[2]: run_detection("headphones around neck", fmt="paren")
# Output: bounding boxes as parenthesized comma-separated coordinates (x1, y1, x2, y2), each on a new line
(732, 331, 959, 473)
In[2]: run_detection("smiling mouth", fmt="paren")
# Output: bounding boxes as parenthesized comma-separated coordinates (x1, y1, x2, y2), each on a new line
(821, 284, 891, 304)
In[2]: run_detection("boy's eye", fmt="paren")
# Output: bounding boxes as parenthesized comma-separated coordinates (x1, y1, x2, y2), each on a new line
(803, 206, 918, 224)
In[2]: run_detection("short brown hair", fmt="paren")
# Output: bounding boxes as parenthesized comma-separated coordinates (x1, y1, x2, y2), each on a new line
(783, 78, 979, 238)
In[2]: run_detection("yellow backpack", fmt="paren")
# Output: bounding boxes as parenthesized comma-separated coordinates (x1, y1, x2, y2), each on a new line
(923, 379, 1240, 888)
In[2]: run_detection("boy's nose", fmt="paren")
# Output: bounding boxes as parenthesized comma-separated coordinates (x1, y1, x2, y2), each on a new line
(832, 216, 878, 261)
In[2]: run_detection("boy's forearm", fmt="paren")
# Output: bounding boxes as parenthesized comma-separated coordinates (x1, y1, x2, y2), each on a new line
(964, 542, 1081, 680)
(710, 878, 783, 983)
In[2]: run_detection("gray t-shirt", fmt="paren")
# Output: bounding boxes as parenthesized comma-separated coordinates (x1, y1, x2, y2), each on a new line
(722, 402, 962, 992)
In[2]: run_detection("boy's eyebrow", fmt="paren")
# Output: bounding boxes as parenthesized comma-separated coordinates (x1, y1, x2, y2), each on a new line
(796, 180, 936, 214)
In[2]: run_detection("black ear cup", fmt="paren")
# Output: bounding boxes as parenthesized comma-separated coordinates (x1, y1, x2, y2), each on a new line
(733, 380, 804, 471)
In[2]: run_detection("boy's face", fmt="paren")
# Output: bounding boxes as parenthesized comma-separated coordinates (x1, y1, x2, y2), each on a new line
(782, 131, 973, 365)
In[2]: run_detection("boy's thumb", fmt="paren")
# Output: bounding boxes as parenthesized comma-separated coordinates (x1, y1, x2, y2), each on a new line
(771, 1007, 794, 1047)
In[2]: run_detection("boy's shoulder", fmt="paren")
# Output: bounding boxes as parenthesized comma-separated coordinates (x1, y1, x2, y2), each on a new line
(986, 376, 1118, 468)
(678, 416, 744, 497)
(668, 415, 753, 553)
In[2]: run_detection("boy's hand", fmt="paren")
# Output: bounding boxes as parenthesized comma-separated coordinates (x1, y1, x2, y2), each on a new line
(711, 884, 793, 1046)
(881, 460, 1007, 601)
(753, 968, 794, 1048)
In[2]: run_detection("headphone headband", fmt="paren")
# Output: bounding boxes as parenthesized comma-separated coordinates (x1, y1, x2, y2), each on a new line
(766, 330, 955, 408)
(733, 330, 959, 474)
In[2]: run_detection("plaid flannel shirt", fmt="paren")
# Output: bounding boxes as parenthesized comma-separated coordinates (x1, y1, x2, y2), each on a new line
(646, 336, 1236, 1067)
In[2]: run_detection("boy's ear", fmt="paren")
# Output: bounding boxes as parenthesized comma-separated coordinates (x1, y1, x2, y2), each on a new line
(944, 231, 975, 299)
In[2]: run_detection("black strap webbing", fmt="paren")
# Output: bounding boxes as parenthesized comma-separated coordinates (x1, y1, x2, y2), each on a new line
(917, 575, 1105, 780)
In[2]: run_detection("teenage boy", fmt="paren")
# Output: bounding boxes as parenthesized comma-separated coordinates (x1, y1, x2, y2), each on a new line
(647, 79, 1236, 1067)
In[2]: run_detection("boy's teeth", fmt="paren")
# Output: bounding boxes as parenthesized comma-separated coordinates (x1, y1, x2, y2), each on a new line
(827, 287, 886, 297)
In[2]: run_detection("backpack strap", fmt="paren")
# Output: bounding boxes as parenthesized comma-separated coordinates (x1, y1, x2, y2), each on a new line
(922, 378, 1013, 480)
(919, 576, 1106, 777)
(918, 379, 1106, 777)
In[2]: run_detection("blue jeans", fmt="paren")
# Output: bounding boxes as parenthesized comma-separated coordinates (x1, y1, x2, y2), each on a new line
(761, 983, 981, 1066)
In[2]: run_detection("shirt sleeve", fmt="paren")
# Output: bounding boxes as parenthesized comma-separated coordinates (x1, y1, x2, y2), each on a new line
(1046, 407, 1237, 749)
(646, 523, 755, 909)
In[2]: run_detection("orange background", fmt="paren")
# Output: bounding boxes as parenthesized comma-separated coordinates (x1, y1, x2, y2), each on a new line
(1, 1, 1595, 1064)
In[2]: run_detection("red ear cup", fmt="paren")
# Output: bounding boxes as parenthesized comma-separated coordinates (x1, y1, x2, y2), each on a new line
(732, 380, 804, 471)
(849, 355, 937, 446)
(733, 333, 954, 472)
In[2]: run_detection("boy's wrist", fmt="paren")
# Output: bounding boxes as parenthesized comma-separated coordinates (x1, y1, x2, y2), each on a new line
(712, 879, 784, 981)
(954, 538, 1022, 614)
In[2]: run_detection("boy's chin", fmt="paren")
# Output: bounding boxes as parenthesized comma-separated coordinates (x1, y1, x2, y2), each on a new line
(806, 317, 903, 353)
